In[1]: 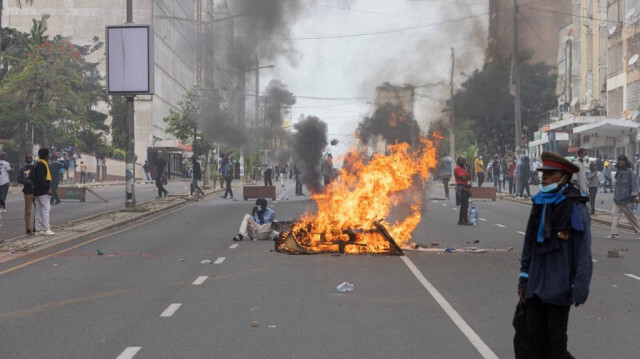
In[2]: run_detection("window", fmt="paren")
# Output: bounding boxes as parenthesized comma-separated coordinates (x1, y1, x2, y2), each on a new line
(627, 81, 640, 111)
(627, 33, 640, 70)
(627, 0, 640, 25)
(608, 43, 623, 75)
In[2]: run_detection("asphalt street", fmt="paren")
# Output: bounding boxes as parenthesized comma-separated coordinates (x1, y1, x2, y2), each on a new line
(0, 182, 638, 358)
(0, 181, 199, 240)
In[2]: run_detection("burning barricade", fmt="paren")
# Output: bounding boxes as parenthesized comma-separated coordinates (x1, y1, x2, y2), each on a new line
(276, 135, 440, 255)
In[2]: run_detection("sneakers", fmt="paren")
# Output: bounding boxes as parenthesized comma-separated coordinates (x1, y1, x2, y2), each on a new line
(26, 229, 33, 235)
(606, 234, 620, 239)
(233, 234, 244, 241)
(43, 230, 56, 236)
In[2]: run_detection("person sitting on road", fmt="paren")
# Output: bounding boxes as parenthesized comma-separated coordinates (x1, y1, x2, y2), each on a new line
(233, 198, 279, 241)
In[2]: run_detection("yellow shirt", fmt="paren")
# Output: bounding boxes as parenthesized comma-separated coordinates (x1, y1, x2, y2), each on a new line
(474, 159, 484, 173)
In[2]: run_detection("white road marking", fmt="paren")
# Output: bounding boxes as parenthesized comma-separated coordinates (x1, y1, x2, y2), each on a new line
(433, 200, 439, 203)
(214, 257, 226, 264)
(229, 243, 239, 249)
(624, 273, 640, 281)
(479, 218, 487, 222)
(592, 259, 598, 263)
(116, 347, 141, 359)
(495, 224, 506, 228)
(160, 303, 182, 317)
(452, 208, 458, 211)
(401, 256, 498, 359)
(442, 203, 448, 207)
(516, 231, 526, 235)
(192, 276, 208, 285)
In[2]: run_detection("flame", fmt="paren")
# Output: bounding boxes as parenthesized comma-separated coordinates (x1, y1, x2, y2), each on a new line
(291, 133, 441, 253)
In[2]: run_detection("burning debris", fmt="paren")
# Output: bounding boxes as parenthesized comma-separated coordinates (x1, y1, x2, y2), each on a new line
(277, 134, 440, 254)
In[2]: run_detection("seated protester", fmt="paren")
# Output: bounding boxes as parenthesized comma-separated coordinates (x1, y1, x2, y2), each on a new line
(233, 198, 279, 241)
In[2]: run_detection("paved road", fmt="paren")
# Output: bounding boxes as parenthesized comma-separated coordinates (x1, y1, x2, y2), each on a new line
(0, 185, 638, 358)
(0, 181, 206, 240)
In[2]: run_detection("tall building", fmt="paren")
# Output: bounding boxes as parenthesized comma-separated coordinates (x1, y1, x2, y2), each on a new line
(1, 0, 212, 176)
(488, 0, 572, 65)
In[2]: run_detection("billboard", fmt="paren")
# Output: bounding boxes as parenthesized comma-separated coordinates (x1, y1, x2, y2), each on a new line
(106, 25, 154, 95)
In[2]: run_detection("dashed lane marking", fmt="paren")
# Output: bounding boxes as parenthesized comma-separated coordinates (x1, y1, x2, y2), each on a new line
(442, 203, 448, 207)
(624, 273, 640, 281)
(214, 257, 226, 264)
(516, 231, 525, 235)
(229, 244, 239, 249)
(160, 303, 182, 317)
(401, 256, 498, 359)
(479, 218, 487, 222)
(116, 347, 141, 359)
(592, 259, 598, 263)
(192, 276, 208, 285)
(495, 224, 506, 228)
(452, 208, 458, 211)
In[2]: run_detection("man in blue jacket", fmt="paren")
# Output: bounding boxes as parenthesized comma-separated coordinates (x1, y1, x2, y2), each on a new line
(518, 151, 592, 359)
(607, 154, 640, 239)
(233, 198, 278, 241)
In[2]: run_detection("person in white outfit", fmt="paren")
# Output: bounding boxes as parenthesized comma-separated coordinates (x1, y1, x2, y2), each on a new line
(233, 198, 279, 241)
(30, 148, 55, 236)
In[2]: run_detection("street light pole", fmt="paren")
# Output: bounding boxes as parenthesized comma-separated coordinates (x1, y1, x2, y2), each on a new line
(124, 0, 136, 209)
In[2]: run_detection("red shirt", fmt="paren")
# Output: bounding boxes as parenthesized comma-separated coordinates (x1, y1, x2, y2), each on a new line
(508, 162, 516, 177)
(454, 165, 470, 185)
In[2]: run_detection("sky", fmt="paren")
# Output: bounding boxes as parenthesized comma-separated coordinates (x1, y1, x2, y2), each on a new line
(256, 0, 490, 157)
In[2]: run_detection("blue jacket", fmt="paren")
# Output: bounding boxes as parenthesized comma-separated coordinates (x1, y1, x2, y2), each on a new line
(519, 187, 592, 306)
(253, 208, 275, 224)
(614, 168, 638, 204)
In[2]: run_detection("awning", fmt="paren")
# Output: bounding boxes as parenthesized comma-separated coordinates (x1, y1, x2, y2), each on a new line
(572, 119, 639, 137)
(529, 132, 569, 146)
(549, 116, 601, 131)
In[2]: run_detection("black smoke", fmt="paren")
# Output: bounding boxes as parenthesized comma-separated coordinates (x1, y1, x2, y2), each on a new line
(357, 103, 421, 147)
(292, 116, 327, 192)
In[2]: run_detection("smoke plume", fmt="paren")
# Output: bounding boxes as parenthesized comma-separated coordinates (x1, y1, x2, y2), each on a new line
(292, 115, 328, 192)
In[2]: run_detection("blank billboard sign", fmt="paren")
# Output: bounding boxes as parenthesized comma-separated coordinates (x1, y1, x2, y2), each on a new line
(106, 25, 154, 94)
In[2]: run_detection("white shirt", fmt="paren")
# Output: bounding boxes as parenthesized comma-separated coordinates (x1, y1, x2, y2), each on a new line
(571, 159, 588, 193)
(0, 160, 11, 186)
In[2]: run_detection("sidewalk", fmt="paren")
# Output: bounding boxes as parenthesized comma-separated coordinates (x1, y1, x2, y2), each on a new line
(0, 182, 234, 263)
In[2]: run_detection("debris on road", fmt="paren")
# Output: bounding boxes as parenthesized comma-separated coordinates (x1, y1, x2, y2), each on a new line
(607, 249, 627, 258)
(336, 282, 355, 292)
(251, 321, 259, 327)
(200, 259, 213, 264)
(444, 246, 455, 253)
(96, 249, 103, 256)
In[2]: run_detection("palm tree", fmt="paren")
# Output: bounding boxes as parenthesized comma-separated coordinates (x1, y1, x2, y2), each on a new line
(1, 1, 35, 74)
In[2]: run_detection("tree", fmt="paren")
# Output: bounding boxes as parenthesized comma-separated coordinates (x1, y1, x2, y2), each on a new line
(163, 87, 208, 155)
(109, 95, 127, 149)
(0, 0, 35, 76)
(448, 54, 557, 156)
(0, 15, 108, 155)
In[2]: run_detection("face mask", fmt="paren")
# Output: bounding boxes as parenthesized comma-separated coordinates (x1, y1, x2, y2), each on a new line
(257, 206, 263, 211)
(26, 161, 34, 166)
(539, 183, 558, 193)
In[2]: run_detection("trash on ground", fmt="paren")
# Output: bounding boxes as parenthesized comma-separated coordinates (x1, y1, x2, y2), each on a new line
(473, 240, 480, 243)
(96, 249, 104, 256)
(444, 246, 455, 253)
(430, 243, 439, 247)
(268, 325, 277, 328)
(251, 321, 259, 327)
(178, 258, 184, 262)
(336, 282, 355, 292)
(607, 249, 627, 258)
(200, 259, 213, 264)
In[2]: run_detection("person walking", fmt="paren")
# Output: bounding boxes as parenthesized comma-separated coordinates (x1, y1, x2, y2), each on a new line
(474, 155, 484, 187)
(454, 156, 472, 225)
(0, 152, 11, 212)
(518, 151, 592, 359)
(221, 160, 234, 200)
(143, 160, 151, 182)
(48, 155, 66, 205)
(607, 155, 640, 239)
(491, 155, 502, 192)
(508, 157, 516, 194)
(294, 160, 304, 196)
(190, 155, 205, 200)
(602, 156, 613, 193)
(155, 156, 168, 199)
(518, 156, 531, 199)
(572, 148, 588, 195)
(30, 148, 55, 236)
(587, 162, 599, 215)
(264, 157, 273, 187)
(436, 152, 453, 200)
(17, 154, 36, 235)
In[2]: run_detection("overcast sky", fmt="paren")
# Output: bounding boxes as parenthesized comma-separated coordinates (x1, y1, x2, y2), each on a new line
(260, 0, 489, 156)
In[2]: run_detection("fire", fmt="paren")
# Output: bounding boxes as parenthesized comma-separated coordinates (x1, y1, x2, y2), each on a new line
(289, 133, 441, 254)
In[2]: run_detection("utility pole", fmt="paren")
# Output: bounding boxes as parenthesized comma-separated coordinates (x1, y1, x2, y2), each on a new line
(255, 57, 260, 132)
(124, 0, 136, 209)
(194, 0, 202, 158)
(513, 0, 523, 154)
(449, 47, 456, 167)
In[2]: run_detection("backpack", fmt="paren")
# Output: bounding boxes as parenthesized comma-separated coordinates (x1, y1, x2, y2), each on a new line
(224, 163, 234, 179)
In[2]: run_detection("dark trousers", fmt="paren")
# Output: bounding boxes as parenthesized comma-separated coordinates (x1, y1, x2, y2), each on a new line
(156, 177, 168, 197)
(295, 176, 303, 195)
(0, 183, 9, 209)
(519, 181, 531, 197)
(526, 296, 571, 359)
(588, 187, 597, 214)
(494, 175, 501, 192)
(508, 177, 514, 194)
(80, 172, 86, 184)
(441, 176, 450, 198)
(477, 172, 484, 187)
(603, 176, 612, 192)
(223, 177, 233, 198)
(264, 169, 273, 187)
(50, 183, 60, 204)
(456, 185, 469, 223)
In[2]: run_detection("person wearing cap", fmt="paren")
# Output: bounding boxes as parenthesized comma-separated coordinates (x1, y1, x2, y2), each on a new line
(607, 155, 640, 239)
(233, 198, 279, 241)
(454, 156, 473, 225)
(518, 151, 592, 359)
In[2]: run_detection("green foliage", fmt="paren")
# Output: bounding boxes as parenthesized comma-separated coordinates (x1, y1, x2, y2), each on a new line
(164, 87, 201, 142)
(450, 54, 556, 156)
(109, 95, 127, 149)
(0, 15, 108, 153)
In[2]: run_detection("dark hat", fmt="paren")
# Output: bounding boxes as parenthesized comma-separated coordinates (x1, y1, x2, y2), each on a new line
(537, 151, 579, 173)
